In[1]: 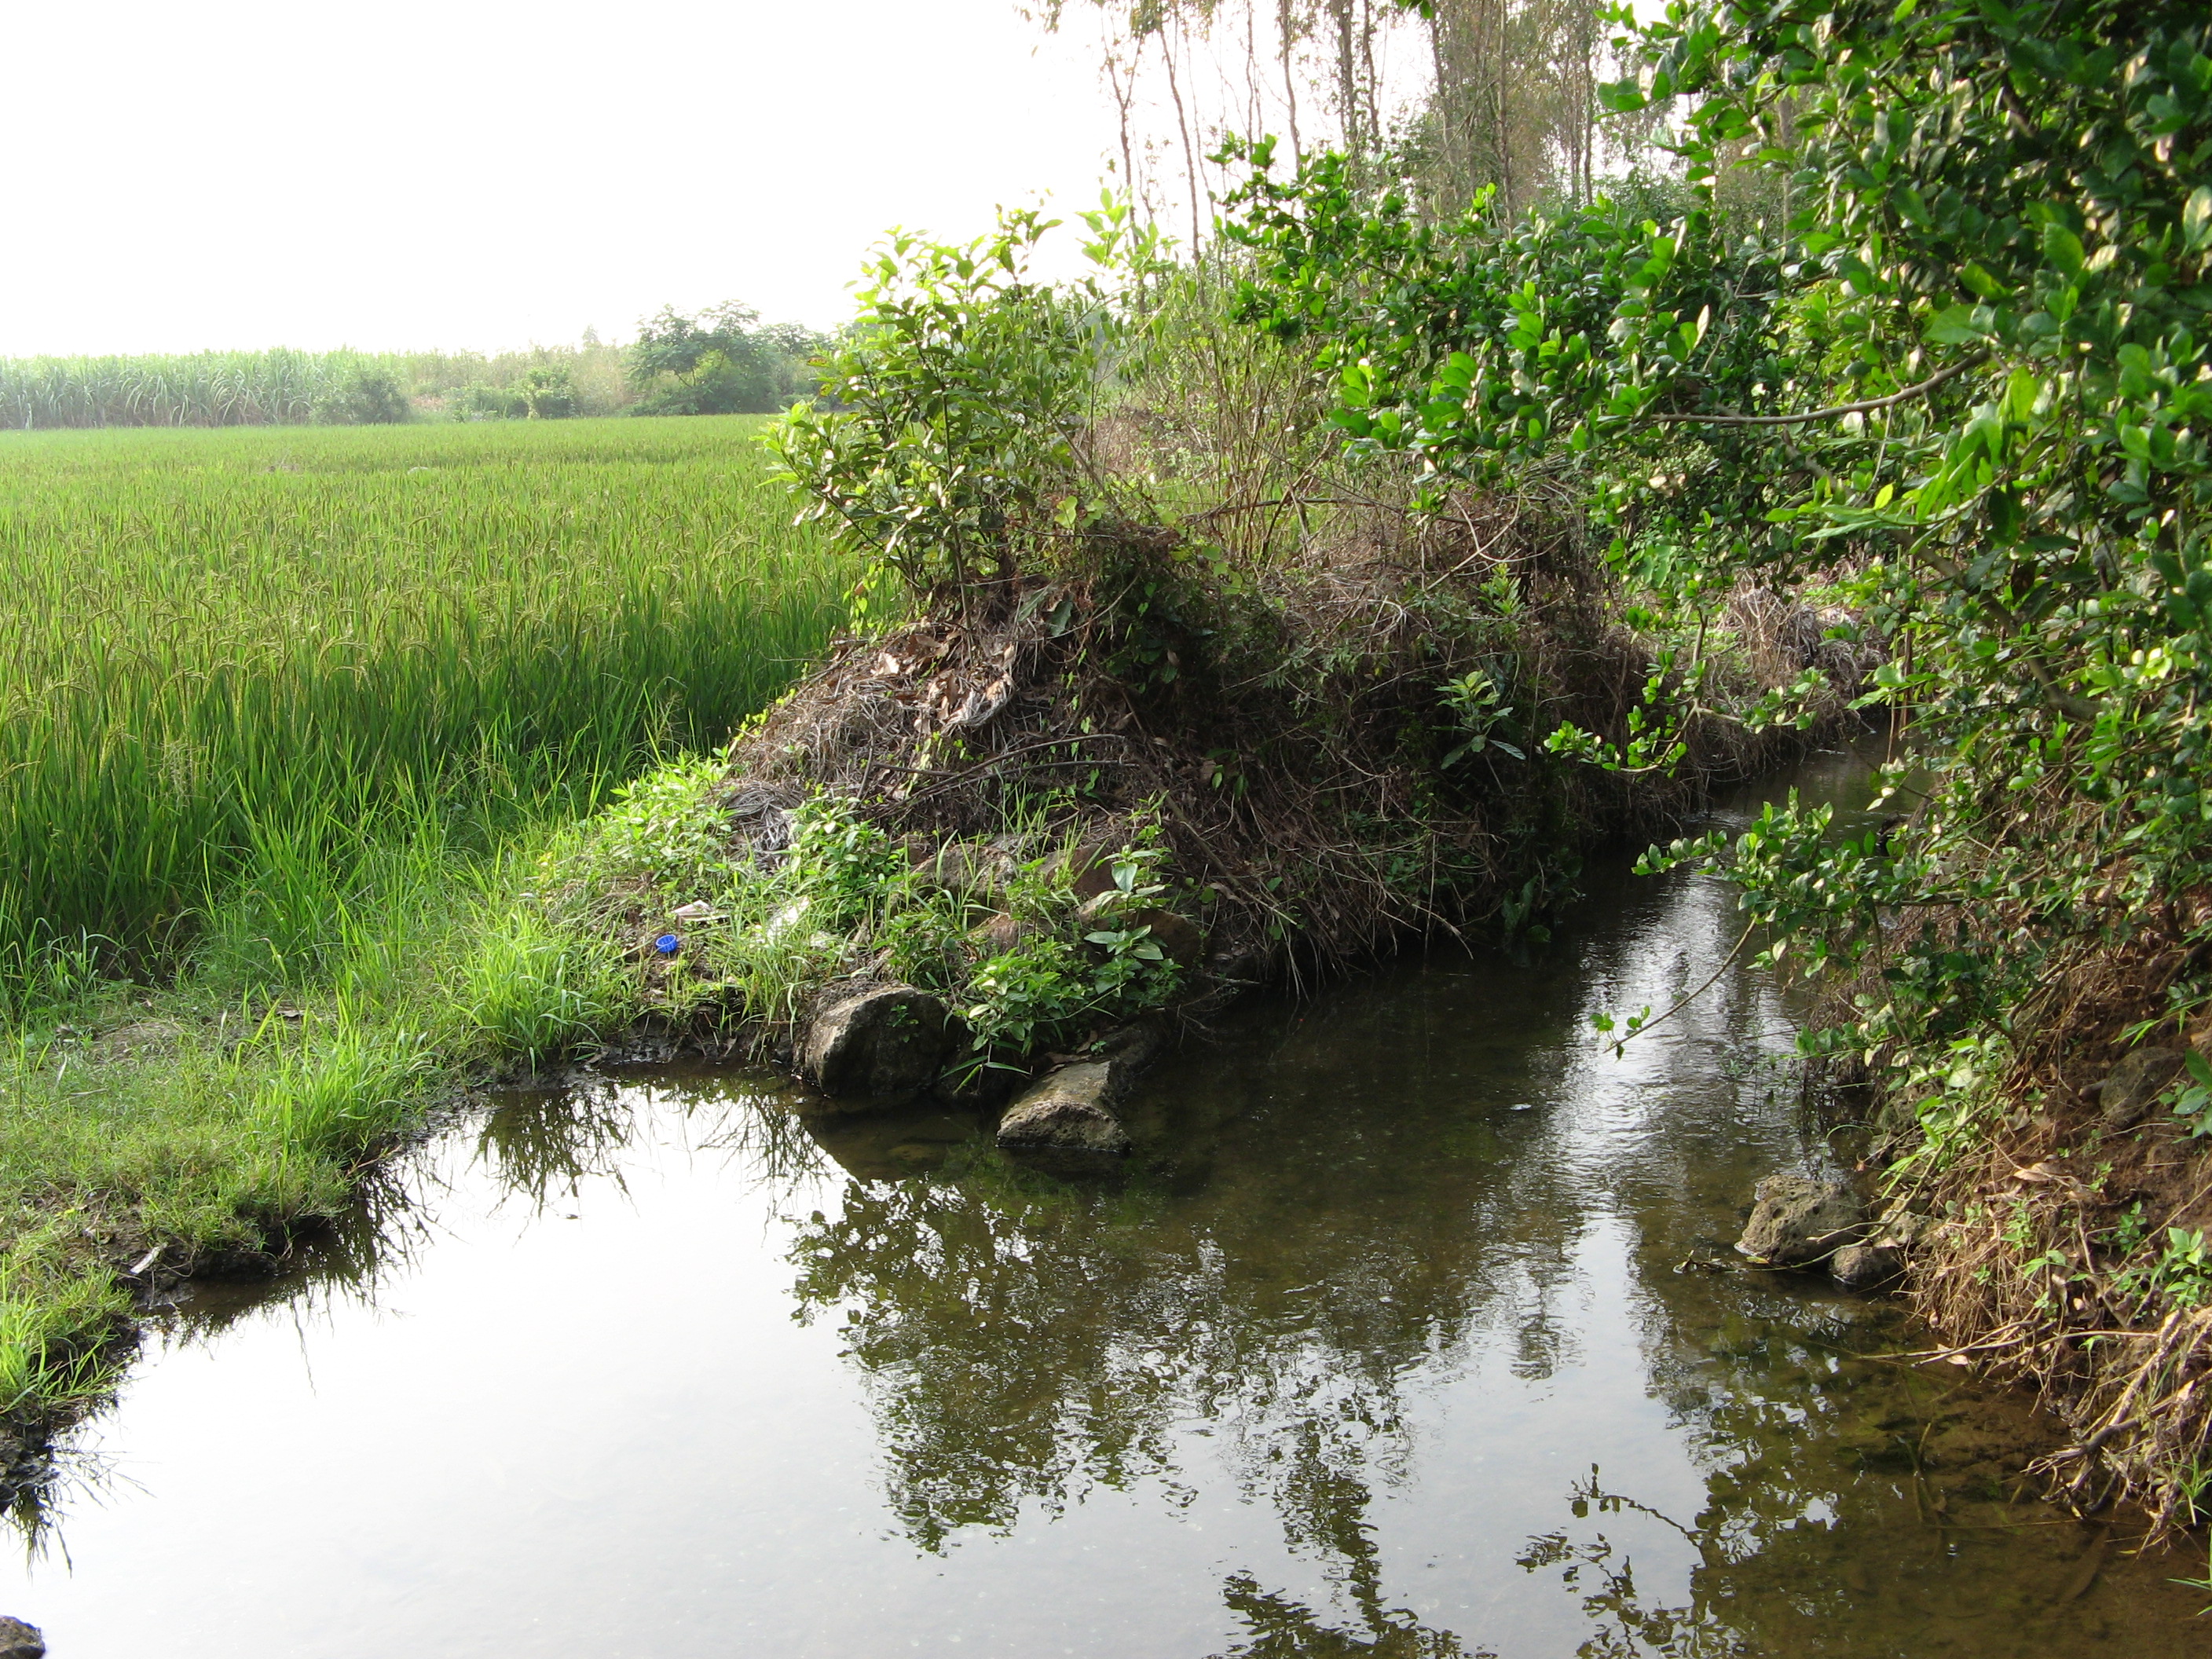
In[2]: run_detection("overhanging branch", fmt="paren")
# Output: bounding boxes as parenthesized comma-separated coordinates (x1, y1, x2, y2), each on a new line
(1645, 355, 1988, 428)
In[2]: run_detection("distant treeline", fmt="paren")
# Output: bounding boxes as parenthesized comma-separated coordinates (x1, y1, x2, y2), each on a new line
(0, 304, 827, 430)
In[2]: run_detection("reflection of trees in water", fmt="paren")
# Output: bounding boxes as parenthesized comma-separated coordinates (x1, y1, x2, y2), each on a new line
(786, 1129, 1580, 1642)
(789, 1166, 1193, 1549)
(1516, 1470, 1748, 1659)
(1212, 1570, 1493, 1658)
(1511, 1342, 2200, 1657)
(779, 849, 2182, 1656)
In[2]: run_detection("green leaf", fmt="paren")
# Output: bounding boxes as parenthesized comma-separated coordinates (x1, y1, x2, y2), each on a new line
(1926, 306, 1989, 344)
(1960, 262, 2006, 300)
(2042, 223, 2086, 277)
(2185, 186, 2212, 252)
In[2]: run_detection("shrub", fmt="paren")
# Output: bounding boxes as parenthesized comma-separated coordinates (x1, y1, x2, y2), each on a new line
(768, 200, 1165, 596)
(312, 364, 409, 425)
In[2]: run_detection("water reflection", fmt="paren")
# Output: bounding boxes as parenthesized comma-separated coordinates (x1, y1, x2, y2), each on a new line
(5, 749, 2204, 1655)
(756, 751, 2203, 1653)
(1214, 1571, 1492, 1658)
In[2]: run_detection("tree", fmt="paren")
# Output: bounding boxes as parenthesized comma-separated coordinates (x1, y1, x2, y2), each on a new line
(516, 365, 577, 419)
(1029, 1, 1624, 247)
(625, 302, 821, 416)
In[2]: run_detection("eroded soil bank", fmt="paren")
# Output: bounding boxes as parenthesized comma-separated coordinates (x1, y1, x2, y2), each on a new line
(7, 748, 2206, 1657)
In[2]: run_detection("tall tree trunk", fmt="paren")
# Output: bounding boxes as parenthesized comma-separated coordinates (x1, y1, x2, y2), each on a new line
(1359, 0, 1379, 158)
(1330, 0, 1360, 157)
(1428, 12, 1455, 195)
(1494, 0, 1511, 211)
(1104, 27, 1143, 212)
(1162, 21, 1205, 253)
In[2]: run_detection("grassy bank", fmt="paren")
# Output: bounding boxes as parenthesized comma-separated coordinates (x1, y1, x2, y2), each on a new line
(0, 416, 846, 1441)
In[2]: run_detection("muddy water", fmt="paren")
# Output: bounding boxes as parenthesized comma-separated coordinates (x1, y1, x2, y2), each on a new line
(9, 754, 2209, 1656)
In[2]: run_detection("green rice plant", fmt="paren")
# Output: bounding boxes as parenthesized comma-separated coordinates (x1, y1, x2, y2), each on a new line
(0, 416, 849, 997)
(0, 416, 855, 1423)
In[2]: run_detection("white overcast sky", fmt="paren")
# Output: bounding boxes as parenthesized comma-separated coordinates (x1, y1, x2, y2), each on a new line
(1, 1, 1129, 357)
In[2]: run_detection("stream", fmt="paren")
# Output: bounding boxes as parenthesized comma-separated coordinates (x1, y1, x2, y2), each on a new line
(8, 749, 2208, 1656)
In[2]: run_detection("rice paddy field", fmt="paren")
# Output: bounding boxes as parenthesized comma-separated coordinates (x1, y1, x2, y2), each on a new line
(0, 416, 848, 1424)
(0, 416, 845, 990)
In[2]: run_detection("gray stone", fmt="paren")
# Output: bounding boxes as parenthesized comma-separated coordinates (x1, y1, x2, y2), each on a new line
(910, 837, 1016, 903)
(996, 1063, 1131, 1163)
(1091, 1017, 1168, 1076)
(2092, 1046, 2187, 1133)
(969, 913, 1038, 958)
(1737, 1174, 1868, 1267)
(1878, 1209, 1931, 1249)
(798, 982, 956, 1108)
(1830, 1241, 1904, 1290)
(1831, 1208, 1931, 1291)
(0, 1617, 44, 1658)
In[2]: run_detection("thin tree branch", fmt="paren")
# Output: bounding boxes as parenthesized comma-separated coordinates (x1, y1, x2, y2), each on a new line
(1646, 355, 1987, 427)
(1605, 920, 1756, 1053)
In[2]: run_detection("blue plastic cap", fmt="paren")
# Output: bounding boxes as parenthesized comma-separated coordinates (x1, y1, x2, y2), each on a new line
(654, 933, 681, 955)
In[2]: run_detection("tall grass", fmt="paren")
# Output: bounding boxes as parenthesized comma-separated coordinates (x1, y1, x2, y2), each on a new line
(0, 416, 848, 998)
(0, 342, 646, 429)
(0, 350, 409, 430)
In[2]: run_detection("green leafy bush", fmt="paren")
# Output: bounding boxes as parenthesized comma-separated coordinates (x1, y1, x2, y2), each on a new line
(768, 200, 1164, 598)
(1227, 0, 2212, 1133)
(560, 756, 749, 895)
(788, 797, 906, 932)
(311, 364, 409, 426)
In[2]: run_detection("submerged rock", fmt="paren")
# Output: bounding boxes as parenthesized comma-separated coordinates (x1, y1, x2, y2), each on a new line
(1829, 1240, 1903, 1289)
(996, 1063, 1131, 1166)
(0, 1617, 43, 1658)
(1736, 1174, 1868, 1268)
(801, 1105, 976, 1181)
(2091, 1046, 2186, 1133)
(1830, 1208, 1929, 1291)
(798, 981, 956, 1108)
